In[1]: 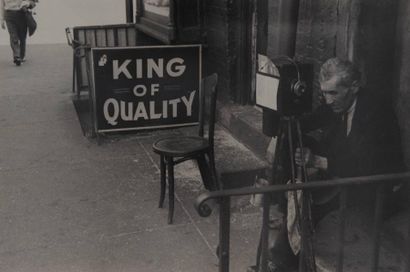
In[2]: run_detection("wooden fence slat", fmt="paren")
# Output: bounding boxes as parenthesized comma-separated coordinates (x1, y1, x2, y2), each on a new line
(118, 28, 127, 47)
(127, 27, 137, 46)
(72, 24, 138, 91)
(107, 29, 115, 47)
(96, 29, 107, 47)
(79, 30, 88, 89)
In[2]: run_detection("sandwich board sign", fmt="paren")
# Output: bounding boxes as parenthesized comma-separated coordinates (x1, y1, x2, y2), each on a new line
(91, 45, 201, 132)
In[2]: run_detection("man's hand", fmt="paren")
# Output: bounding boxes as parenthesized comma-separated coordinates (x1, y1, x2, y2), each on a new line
(1, 20, 5, 30)
(295, 147, 328, 170)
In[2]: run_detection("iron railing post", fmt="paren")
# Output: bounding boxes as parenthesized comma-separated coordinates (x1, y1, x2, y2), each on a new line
(219, 197, 231, 272)
(370, 184, 385, 272)
(194, 172, 410, 272)
(337, 188, 347, 272)
(260, 193, 271, 272)
(299, 201, 306, 272)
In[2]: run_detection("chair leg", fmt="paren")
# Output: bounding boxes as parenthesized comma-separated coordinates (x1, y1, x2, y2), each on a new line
(159, 155, 166, 208)
(167, 157, 175, 224)
(208, 150, 220, 190)
(196, 154, 214, 191)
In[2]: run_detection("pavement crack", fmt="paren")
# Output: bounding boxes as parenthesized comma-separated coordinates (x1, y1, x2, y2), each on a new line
(106, 223, 191, 239)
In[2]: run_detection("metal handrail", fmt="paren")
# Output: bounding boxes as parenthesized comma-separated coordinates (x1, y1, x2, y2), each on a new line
(195, 172, 410, 216)
(195, 171, 410, 272)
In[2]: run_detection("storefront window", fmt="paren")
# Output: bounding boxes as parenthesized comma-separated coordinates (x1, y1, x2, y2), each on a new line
(143, 0, 170, 24)
(136, 0, 203, 44)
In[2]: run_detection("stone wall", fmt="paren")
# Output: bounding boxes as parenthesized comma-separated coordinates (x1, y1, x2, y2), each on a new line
(294, 0, 340, 106)
(204, 0, 253, 104)
(203, 0, 234, 102)
(293, 0, 409, 168)
(294, 0, 398, 108)
(395, 0, 410, 168)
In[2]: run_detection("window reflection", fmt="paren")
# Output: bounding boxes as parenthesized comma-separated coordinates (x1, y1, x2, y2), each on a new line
(143, 0, 170, 22)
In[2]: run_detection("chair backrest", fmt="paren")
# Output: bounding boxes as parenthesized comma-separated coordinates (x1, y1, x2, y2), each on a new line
(198, 73, 218, 149)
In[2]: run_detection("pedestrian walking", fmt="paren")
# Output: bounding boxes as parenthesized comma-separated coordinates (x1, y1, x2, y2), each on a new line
(0, 0, 38, 66)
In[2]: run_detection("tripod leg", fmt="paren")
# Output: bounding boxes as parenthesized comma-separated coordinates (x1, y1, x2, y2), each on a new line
(295, 120, 309, 183)
(271, 119, 287, 185)
(286, 118, 311, 271)
(287, 118, 297, 184)
(295, 119, 317, 272)
(255, 120, 288, 271)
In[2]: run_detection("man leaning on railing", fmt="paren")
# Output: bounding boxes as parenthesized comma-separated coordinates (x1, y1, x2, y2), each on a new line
(268, 58, 406, 272)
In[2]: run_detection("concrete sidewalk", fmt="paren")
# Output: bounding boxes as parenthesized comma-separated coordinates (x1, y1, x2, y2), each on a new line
(0, 44, 263, 272)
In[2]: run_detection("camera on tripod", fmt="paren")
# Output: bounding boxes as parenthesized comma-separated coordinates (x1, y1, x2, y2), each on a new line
(256, 57, 313, 137)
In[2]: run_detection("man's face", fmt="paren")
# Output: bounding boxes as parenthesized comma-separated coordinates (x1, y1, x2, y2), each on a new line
(320, 76, 358, 114)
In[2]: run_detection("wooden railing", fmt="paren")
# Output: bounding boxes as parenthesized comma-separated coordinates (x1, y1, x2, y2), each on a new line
(66, 24, 138, 96)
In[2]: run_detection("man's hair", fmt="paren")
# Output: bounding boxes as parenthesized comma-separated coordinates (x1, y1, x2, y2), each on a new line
(319, 58, 361, 87)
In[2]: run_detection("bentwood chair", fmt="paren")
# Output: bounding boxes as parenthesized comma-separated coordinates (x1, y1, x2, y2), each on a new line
(152, 73, 220, 224)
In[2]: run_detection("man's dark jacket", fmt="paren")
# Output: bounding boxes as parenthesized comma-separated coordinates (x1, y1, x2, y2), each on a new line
(269, 89, 405, 268)
(302, 89, 405, 179)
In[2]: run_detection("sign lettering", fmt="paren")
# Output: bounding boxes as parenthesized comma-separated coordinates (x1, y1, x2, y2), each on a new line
(92, 45, 201, 132)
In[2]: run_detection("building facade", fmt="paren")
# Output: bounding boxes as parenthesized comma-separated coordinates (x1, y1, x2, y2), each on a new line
(126, 0, 410, 171)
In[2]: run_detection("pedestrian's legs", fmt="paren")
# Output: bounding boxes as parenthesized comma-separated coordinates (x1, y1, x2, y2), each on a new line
(5, 16, 21, 60)
(18, 28, 27, 60)
(16, 12, 27, 60)
(4, 10, 27, 64)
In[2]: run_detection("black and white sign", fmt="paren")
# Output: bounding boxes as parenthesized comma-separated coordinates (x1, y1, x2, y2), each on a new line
(91, 45, 201, 132)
